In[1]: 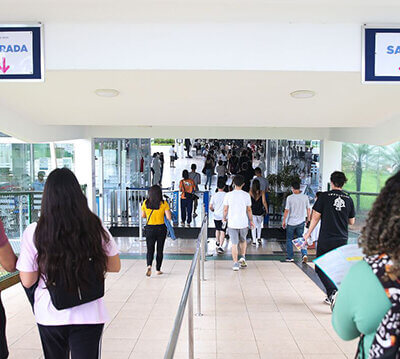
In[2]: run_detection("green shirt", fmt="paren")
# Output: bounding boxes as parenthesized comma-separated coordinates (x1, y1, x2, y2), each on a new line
(332, 260, 392, 358)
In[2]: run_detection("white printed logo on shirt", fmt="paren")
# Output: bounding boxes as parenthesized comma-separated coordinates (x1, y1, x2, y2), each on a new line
(333, 197, 346, 211)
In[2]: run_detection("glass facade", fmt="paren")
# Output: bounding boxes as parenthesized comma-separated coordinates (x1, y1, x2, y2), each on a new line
(94, 138, 152, 220)
(342, 141, 400, 231)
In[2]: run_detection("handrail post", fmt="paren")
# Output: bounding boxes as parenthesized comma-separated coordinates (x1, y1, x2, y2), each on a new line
(188, 285, 194, 359)
(139, 205, 143, 241)
(195, 250, 202, 316)
(201, 224, 205, 281)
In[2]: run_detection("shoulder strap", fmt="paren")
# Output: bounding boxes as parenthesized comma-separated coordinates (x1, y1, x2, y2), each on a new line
(147, 209, 155, 224)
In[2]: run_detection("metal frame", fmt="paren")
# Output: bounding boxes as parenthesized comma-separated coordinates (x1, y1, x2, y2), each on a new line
(164, 216, 207, 359)
(362, 23, 400, 84)
(0, 22, 44, 82)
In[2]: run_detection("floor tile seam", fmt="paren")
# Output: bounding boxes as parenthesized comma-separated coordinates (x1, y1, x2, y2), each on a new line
(128, 260, 179, 358)
(254, 261, 305, 359)
(237, 264, 262, 359)
(8, 324, 38, 348)
(212, 260, 218, 356)
(105, 260, 139, 292)
(277, 262, 346, 355)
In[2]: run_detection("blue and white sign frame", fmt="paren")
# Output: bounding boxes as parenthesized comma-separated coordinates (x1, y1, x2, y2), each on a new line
(0, 23, 44, 82)
(363, 24, 400, 83)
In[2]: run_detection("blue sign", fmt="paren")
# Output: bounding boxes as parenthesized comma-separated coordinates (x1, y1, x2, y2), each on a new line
(171, 191, 179, 225)
(0, 23, 43, 81)
(363, 26, 400, 83)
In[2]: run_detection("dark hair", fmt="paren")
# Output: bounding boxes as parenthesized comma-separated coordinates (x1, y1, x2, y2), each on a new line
(35, 168, 108, 291)
(330, 171, 347, 188)
(359, 171, 400, 277)
(291, 180, 301, 190)
(315, 191, 322, 199)
(146, 185, 163, 210)
(251, 178, 261, 196)
(233, 175, 245, 187)
(217, 177, 226, 189)
(191, 164, 197, 171)
(182, 170, 189, 179)
(218, 160, 223, 166)
(254, 167, 261, 175)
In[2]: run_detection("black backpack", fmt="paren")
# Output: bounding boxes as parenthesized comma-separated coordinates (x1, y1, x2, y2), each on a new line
(47, 257, 105, 310)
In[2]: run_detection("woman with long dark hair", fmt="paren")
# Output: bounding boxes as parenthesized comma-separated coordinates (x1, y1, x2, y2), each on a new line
(249, 179, 268, 246)
(332, 171, 400, 358)
(142, 185, 172, 276)
(0, 219, 17, 359)
(17, 168, 120, 359)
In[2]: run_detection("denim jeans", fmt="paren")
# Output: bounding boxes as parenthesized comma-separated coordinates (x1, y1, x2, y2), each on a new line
(181, 198, 193, 224)
(286, 222, 307, 260)
(205, 169, 212, 188)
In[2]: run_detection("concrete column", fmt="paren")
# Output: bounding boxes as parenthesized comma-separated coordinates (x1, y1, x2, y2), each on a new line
(320, 140, 342, 191)
(73, 139, 96, 211)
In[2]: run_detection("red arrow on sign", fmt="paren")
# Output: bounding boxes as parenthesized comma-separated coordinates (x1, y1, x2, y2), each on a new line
(1, 58, 10, 73)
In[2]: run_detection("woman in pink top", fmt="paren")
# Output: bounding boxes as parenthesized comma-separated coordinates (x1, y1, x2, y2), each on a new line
(0, 219, 17, 359)
(17, 168, 121, 359)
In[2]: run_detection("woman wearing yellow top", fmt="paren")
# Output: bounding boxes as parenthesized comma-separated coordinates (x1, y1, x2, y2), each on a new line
(142, 185, 172, 277)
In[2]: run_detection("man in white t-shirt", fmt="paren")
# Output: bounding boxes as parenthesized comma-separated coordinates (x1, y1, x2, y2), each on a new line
(210, 178, 227, 254)
(169, 145, 176, 168)
(282, 180, 311, 263)
(223, 175, 255, 271)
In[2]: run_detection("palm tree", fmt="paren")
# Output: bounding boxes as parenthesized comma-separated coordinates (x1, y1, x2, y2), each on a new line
(384, 142, 400, 173)
(342, 143, 374, 211)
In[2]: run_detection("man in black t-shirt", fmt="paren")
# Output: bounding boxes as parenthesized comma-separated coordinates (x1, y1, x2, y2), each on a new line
(304, 171, 356, 304)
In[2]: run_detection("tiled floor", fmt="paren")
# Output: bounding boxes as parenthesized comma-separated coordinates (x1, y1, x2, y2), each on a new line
(115, 236, 317, 258)
(2, 259, 357, 359)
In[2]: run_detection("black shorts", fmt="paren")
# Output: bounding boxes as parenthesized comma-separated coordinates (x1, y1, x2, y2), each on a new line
(214, 220, 226, 232)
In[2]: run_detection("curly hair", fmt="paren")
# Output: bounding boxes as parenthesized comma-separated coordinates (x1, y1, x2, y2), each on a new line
(359, 171, 400, 277)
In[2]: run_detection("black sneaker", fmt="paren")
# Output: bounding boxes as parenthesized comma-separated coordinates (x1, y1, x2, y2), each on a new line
(329, 290, 338, 311)
(216, 241, 220, 247)
(323, 297, 331, 305)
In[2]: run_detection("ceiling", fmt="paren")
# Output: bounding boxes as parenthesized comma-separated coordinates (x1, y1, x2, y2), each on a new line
(1, 0, 400, 23)
(0, 70, 399, 129)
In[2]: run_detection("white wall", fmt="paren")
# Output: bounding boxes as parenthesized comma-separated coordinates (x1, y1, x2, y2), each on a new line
(320, 140, 343, 191)
(45, 23, 360, 71)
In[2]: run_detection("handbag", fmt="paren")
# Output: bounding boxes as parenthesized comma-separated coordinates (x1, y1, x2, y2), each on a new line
(47, 258, 105, 310)
(143, 209, 155, 237)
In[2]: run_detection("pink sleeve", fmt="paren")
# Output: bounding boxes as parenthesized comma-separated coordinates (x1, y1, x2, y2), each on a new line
(16, 224, 39, 272)
(103, 227, 119, 257)
(0, 220, 9, 248)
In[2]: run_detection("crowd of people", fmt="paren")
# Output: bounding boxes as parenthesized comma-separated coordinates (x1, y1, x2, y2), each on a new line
(0, 147, 399, 358)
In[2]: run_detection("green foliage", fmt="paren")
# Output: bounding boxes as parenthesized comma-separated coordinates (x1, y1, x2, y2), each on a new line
(152, 138, 175, 146)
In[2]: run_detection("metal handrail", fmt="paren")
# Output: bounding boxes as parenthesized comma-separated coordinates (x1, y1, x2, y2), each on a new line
(345, 190, 379, 196)
(164, 216, 207, 359)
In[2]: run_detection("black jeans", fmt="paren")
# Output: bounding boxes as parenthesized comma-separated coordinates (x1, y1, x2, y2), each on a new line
(37, 323, 104, 359)
(316, 239, 348, 297)
(181, 198, 193, 224)
(146, 224, 167, 271)
(0, 292, 8, 359)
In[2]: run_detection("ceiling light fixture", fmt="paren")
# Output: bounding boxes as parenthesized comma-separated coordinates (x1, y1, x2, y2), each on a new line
(290, 90, 315, 99)
(95, 89, 120, 98)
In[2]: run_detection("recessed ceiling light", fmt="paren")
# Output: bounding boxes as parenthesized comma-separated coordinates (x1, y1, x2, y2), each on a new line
(95, 89, 120, 98)
(290, 90, 315, 99)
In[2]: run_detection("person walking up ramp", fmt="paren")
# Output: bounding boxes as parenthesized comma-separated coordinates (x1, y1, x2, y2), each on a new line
(223, 175, 255, 271)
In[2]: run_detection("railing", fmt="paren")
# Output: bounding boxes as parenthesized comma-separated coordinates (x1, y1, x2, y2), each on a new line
(0, 191, 43, 289)
(104, 188, 210, 228)
(164, 215, 208, 359)
(345, 190, 379, 232)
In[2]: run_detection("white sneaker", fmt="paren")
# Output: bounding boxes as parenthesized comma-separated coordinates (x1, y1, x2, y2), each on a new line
(302, 255, 308, 263)
(232, 262, 240, 271)
(239, 257, 247, 268)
